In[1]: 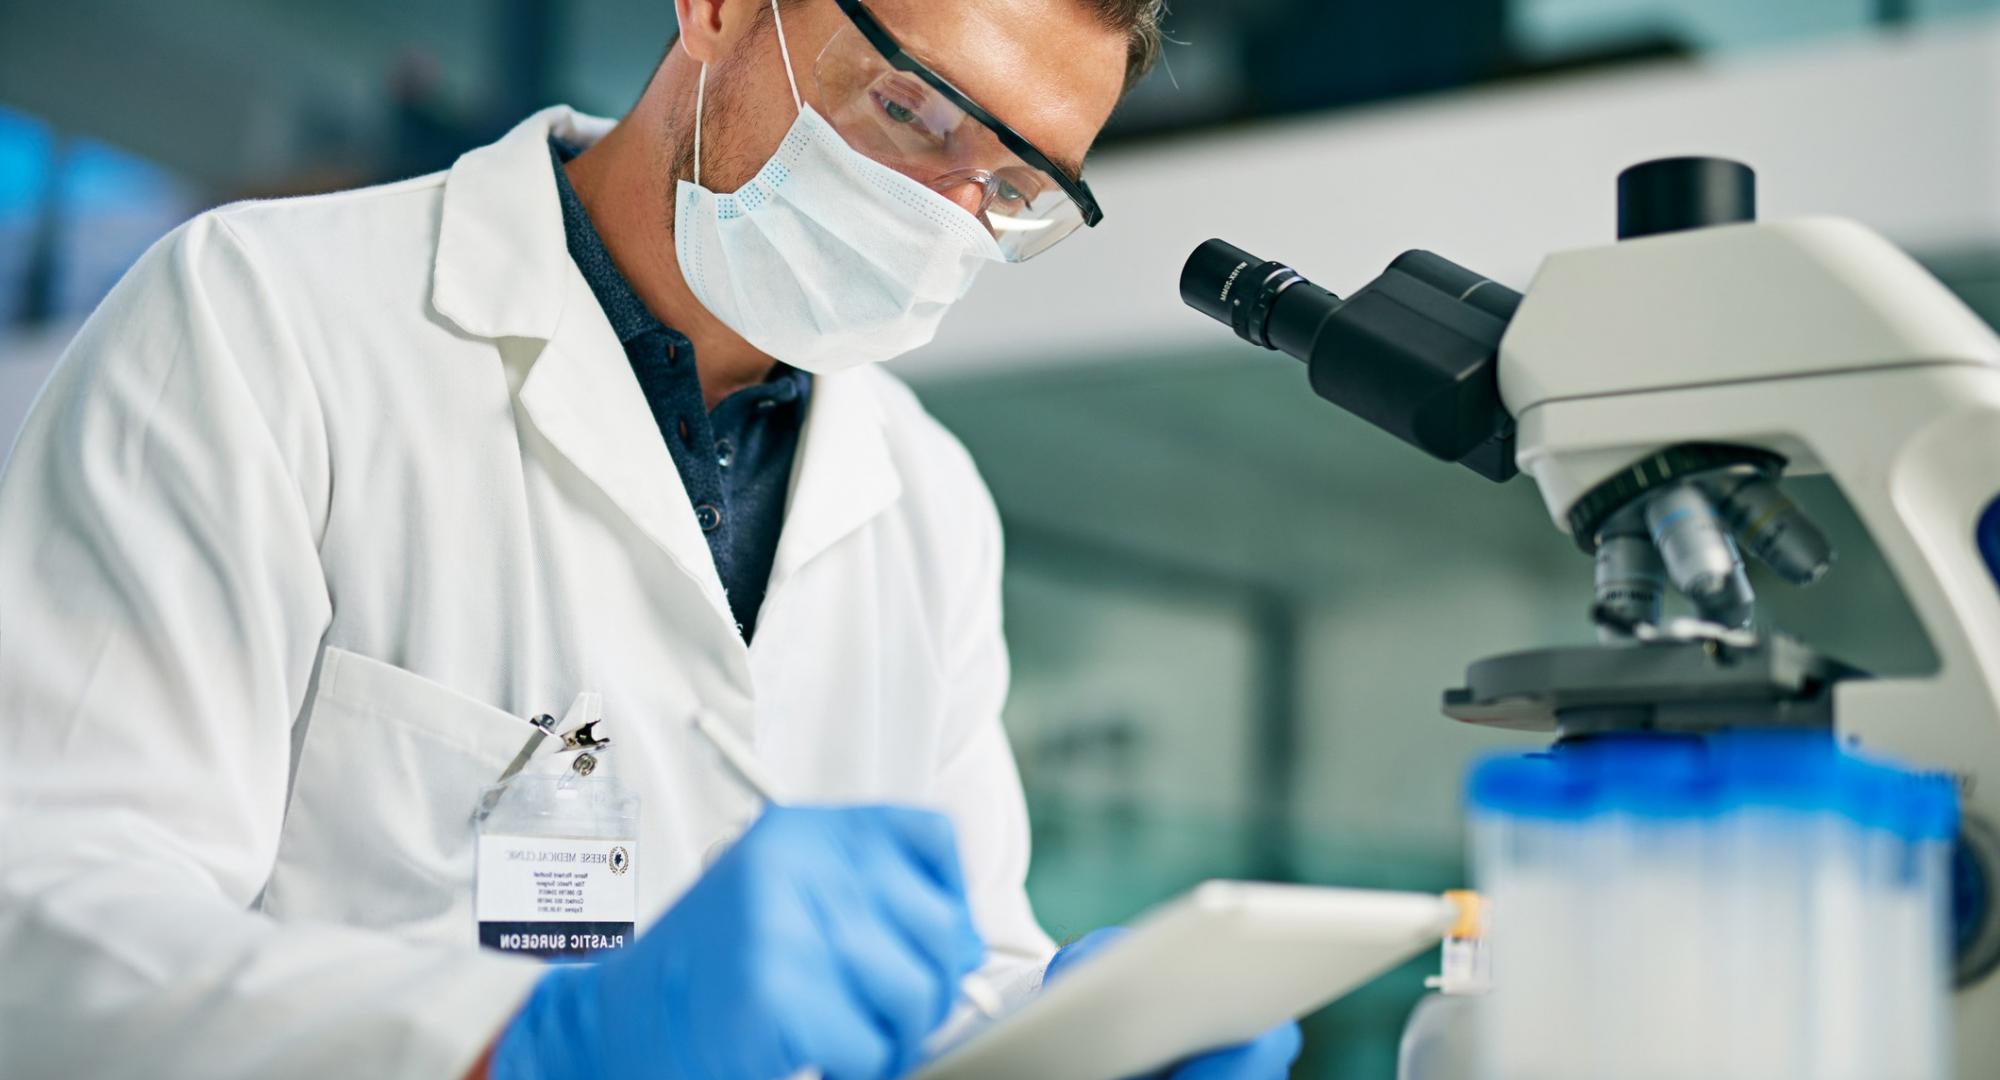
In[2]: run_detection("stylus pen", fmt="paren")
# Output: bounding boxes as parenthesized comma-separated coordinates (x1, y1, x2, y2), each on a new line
(690, 710, 1007, 1021)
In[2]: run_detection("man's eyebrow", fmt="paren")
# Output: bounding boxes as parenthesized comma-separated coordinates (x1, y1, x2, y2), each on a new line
(898, 37, 1085, 182)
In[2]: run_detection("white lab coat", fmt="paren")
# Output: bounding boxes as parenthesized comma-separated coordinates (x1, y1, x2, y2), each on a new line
(0, 106, 1054, 1079)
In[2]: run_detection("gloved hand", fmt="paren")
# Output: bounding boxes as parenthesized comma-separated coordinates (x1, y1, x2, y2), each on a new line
(1044, 927, 1303, 1080)
(489, 805, 986, 1080)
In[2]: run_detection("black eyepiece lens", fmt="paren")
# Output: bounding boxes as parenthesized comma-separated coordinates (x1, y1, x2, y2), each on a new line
(1180, 239, 1312, 348)
(1180, 239, 1264, 332)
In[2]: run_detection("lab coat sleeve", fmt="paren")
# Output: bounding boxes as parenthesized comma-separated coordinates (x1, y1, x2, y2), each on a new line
(0, 213, 541, 1080)
(923, 454, 1059, 1002)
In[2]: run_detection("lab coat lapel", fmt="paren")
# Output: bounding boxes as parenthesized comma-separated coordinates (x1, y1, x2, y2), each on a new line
(519, 274, 735, 625)
(430, 105, 736, 630)
(771, 369, 904, 590)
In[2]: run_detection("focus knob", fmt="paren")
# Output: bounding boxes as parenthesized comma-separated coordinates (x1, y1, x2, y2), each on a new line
(1617, 156, 1756, 240)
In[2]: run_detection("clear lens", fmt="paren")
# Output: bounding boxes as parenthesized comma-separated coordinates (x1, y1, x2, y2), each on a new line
(813, 24, 1085, 261)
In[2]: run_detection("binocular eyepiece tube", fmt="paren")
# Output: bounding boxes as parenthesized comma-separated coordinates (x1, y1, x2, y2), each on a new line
(1179, 239, 1523, 483)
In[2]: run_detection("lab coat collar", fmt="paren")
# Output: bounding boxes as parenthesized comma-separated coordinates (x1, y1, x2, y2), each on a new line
(520, 267, 739, 631)
(457, 106, 738, 632)
(433, 105, 614, 342)
(519, 319, 907, 641)
(440, 106, 905, 640)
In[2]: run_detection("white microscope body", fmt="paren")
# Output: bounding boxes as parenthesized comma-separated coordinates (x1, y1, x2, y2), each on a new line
(1501, 214, 2000, 1074)
(1181, 156, 2000, 1075)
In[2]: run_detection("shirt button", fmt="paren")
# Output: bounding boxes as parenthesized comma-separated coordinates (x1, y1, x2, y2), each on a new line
(716, 438, 736, 469)
(702, 838, 733, 868)
(695, 503, 723, 532)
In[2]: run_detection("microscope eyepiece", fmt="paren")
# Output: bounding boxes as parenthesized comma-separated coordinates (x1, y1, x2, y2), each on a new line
(1178, 239, 1263, 329)
(1180, 240, 1317, 350)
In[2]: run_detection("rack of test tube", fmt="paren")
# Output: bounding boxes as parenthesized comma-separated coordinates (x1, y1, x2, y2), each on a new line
(1467, 731, 1957, 1080)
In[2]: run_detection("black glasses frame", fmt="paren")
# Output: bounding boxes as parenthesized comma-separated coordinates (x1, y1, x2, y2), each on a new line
(831, 0, 1104, 227)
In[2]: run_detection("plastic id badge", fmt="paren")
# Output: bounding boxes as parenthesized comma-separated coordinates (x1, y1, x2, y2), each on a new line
(474, 692, 640, 962)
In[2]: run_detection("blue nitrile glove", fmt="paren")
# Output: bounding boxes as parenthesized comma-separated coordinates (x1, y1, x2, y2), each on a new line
(1045, 927, 1304, 1080)
(490, 805, 987, 1080)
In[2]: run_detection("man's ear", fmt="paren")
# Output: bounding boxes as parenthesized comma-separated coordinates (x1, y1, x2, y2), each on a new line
(674, 0, 763, 66)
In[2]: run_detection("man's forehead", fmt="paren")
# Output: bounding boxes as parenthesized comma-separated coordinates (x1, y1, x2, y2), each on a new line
(859, 0, 1126, 175)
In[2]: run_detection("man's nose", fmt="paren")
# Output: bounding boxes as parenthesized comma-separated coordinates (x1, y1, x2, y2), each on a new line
(931, 177, 989, 219)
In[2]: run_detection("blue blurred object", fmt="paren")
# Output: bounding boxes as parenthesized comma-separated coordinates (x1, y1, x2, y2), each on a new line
(1978, 493, 2000, 599)
(1046, 927, 1304, 1080)
(1954, 832, 1994, 968)
(491, 805, 986, 1080)
(0, 104, 191, 328)
(1468, 729, 1959, 838)
(0, 109, 54, 218)
(1467, 728, 1960, 1077)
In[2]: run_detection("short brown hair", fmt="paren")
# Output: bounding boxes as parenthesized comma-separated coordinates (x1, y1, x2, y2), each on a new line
(758, 0, 1165, 94)
(1080, 0, 1166, 93)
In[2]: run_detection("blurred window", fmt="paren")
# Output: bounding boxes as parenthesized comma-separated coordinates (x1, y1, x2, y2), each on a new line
(1512, 0, 2000, 59)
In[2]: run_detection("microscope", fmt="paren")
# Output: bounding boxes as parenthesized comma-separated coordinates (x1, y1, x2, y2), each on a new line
(1181, 157, 2000, 1074)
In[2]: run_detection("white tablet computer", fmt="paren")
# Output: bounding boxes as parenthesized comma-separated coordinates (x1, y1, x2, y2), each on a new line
(913, 881, 1456, 1080)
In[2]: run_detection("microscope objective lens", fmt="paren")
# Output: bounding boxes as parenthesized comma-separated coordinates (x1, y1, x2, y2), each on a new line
(1593, 532, 1666, 637)
(1719, 479, 1835, 586)
(1643, 483, 1756, 628)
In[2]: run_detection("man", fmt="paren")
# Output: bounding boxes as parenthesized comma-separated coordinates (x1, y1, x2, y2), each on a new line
(0, 0, 1302, 1077)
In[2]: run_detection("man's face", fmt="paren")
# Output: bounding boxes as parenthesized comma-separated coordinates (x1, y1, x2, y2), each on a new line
(689, 0, 1129, 225)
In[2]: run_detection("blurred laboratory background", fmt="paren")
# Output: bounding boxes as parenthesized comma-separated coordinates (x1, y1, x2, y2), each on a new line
(4, 0, 1998, 1074)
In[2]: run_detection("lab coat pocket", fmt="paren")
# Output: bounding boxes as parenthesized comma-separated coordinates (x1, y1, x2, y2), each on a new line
(261, 647, 536, 945)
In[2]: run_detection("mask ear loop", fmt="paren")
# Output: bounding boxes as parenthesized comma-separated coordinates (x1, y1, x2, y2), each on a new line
(693, 60, 708, 188)
(767, 0, 805, 113)
(691, 0, 804, 190)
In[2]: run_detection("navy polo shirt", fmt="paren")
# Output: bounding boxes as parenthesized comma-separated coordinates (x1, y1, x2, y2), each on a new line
(550, 138, 811, 641)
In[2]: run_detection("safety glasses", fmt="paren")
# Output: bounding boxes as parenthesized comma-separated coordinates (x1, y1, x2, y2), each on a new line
(816, 0, 1104, 261)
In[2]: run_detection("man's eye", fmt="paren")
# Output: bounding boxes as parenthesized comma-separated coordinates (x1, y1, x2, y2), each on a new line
(879, 97, 920, 125)
(994, 173, 1043, 207)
